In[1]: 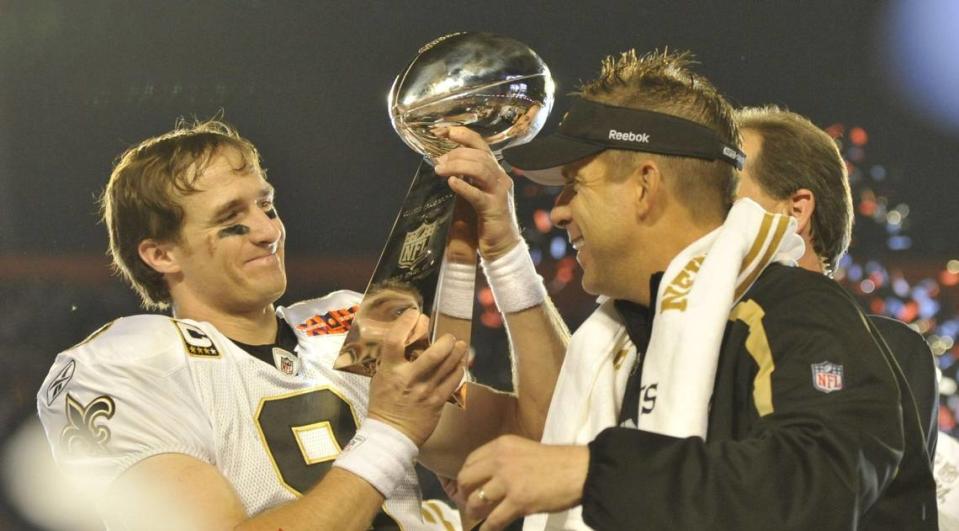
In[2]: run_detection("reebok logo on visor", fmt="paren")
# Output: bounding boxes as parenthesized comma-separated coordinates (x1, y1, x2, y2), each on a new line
(609, 129, 650, 143)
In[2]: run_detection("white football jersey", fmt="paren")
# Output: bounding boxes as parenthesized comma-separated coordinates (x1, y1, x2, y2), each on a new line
(36, 290, 460, 530)
(937, 432, 959, 531)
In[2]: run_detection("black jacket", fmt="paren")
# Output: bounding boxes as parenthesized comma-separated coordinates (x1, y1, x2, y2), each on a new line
(582, 264, 938, 530)
(870, 314, 939, 460)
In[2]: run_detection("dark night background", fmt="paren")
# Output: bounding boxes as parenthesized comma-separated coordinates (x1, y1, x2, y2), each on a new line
(0, 1, 957, 529)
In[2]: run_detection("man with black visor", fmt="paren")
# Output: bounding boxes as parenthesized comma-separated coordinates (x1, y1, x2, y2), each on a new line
(432, 49, 935, 530)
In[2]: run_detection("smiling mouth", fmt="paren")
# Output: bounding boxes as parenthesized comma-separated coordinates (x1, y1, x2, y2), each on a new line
(247, 253, 279, 266)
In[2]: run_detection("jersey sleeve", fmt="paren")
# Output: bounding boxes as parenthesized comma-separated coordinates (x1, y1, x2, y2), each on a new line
(36, 316, 216, 497)
(581, 279, 909, 530)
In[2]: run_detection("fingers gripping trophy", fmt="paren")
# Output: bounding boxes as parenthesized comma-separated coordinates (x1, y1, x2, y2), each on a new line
(335, 32, 554, 406)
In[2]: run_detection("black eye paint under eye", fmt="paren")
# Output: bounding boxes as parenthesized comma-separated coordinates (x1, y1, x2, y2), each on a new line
(265, 207, 277, 219)
(218, 224, 250, 238)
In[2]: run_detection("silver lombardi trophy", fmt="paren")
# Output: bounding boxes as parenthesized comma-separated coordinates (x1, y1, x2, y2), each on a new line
(335, 32, 553, 406)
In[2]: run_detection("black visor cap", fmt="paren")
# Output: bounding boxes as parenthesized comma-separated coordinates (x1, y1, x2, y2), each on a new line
(504, 98, 745, 185)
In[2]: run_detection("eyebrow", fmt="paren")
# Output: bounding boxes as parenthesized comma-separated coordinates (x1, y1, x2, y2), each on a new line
(209, 185, 275, 224)
(560, 160, 584, 182)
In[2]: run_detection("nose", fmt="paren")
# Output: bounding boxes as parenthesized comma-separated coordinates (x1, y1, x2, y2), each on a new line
(250, 208, 283, 247)
(550, 188, 573, 229)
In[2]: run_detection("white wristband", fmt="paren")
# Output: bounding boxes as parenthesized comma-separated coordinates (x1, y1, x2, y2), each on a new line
(332, 418, 418, 498)
(481, 242, 547, 313)
(436, 260, 476, 319)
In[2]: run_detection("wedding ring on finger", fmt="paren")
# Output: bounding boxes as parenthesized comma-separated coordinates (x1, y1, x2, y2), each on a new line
(478, 488, 489, 503)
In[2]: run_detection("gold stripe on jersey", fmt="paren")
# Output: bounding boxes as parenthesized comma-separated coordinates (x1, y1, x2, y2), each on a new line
(734, 214, 790, 302)
(422, 506, 437, 525)
(612, 346, 631, 371)
(68, 320, 117, 350)
(421, 500, 457, 530)
(729, 299, 775, 417)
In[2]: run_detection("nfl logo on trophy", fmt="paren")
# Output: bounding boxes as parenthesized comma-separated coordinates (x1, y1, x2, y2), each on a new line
(399, 220, 438, 271)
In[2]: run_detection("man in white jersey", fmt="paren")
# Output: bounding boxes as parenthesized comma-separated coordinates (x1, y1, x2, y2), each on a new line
(37, 119, 567, 530)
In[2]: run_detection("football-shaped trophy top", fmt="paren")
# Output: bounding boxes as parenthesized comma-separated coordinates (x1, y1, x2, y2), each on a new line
(389, 32, 554, 161)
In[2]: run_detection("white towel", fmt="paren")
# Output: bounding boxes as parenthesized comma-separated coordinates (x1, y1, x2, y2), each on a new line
(525, 198, 804, 531)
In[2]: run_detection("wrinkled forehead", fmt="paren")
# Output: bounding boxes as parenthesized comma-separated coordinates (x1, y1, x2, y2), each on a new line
(560, 151, 624, 187)
(185, 145, 266, 193)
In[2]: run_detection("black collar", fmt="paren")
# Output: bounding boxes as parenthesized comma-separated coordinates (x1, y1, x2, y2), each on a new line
(614, 272, 664, 426)
(613, 272, 663, 353)
(230, 316, 299, 368)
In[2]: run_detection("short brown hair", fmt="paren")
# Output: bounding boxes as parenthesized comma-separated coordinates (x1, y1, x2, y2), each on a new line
(735, 106, 853, 274)
(101, 119, 263, 309)
(577, 49, 740, 221)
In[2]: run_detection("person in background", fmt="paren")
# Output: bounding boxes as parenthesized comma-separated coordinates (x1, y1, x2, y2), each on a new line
(735, 104, 946, 529)
(735, 105, 939, 455)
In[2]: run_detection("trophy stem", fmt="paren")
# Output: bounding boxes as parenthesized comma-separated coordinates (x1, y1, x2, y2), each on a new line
(366, 160, 455, 300)
(335, 159, 474, 406)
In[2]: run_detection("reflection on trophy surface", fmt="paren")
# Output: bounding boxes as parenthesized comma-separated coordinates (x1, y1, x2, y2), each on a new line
(338, 280, 427, 377)
(390, 32, 554, 161)
(335, 32, 553, 406)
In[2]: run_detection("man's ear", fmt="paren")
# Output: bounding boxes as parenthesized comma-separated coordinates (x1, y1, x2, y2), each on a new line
(789, 188, 815, 237)
(138, 239, 181, 275)
(633, 159, 662, 219)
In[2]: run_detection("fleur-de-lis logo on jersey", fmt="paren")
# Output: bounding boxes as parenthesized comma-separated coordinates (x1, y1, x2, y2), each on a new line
(59, 394, 116, 455)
